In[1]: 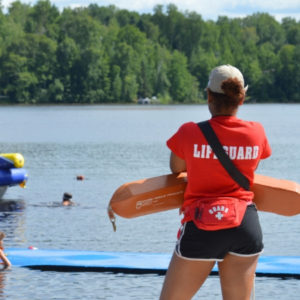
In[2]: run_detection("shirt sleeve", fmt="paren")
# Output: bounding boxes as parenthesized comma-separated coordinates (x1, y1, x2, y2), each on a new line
(259, 124, 272, 159)
(166, 124, 186, 159)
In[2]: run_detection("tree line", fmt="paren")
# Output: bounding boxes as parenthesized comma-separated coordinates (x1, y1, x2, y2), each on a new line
(0, 1, 299, 104)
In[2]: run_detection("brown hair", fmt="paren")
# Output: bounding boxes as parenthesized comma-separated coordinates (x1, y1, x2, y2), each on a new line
(208, 77, 245, 113)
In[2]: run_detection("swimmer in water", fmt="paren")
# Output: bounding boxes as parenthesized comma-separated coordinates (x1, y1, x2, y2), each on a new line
(62, 192, 75, 206)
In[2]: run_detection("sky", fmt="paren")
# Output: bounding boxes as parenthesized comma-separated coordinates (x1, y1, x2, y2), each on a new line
(2, 0, 300, 22)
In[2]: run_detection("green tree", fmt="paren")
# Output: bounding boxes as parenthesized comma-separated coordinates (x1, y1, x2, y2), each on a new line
(243, 13, 285, 50)
(56, 36, 79, 102)
(290, 45, 300, 100)
(137, 16, 160, 42)
(189, 47, 217, 92)
(168, 50, 198, 102)
(0, 2, 299, 103)
(115, 9, 140, 27)
(113, 25, 150, 101)
(58, 8, 104, 50)
(0, 3, 25, 49)
(276, 44, 295, 101)
(47, 79, 64, 102)
(123, 74, 138, 102)
(87, 4, 117, 26)
(1, 52, 37, 103)
(276, 44, 300, 101)
(282, 17, 300, 45)
(152, 45, 171, 100)
(25, 0, 59, 38)
(23, 33, 57, 102)
(198, 20, 220, 53)
(82, 47, 110, 103)
(7, 1, 31, 29)
(110, 65, 122, 101)
(179, 12, 205, 59)
(254, 43, 278, 100)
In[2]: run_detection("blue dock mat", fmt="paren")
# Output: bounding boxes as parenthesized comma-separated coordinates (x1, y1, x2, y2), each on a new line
(6, 248, 300, 278)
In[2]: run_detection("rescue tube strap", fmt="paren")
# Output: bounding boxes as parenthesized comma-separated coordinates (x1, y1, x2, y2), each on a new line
(107, 205, 117, 232)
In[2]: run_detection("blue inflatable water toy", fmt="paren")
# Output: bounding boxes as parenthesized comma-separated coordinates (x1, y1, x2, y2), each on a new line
(0, 153, 28, 198)
(0, 168, 28, 186)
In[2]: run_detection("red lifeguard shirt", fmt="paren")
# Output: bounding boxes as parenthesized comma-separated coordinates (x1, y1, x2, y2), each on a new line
(167, 116, 272, 210)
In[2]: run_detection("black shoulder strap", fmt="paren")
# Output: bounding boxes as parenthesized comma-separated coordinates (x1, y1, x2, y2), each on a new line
(198, 121, 250, 191)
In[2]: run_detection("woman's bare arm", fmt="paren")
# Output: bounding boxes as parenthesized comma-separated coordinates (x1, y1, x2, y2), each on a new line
(169, 152, 186, 173)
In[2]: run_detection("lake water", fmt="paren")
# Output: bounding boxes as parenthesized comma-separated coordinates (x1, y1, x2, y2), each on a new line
(0, 103, 300, 299)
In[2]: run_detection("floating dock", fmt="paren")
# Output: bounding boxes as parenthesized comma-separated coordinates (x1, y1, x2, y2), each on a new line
(6, 248, 300, 278)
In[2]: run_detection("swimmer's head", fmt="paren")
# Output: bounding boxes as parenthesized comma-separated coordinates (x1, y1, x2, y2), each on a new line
(62, 192, 72, 202)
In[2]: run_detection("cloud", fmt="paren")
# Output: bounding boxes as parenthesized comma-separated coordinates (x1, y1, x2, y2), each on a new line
(2, 0, 300, 21)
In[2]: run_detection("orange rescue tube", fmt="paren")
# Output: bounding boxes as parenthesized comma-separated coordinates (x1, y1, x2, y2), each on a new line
(108, 173, 300, 230)
(252, 174, 300, 216)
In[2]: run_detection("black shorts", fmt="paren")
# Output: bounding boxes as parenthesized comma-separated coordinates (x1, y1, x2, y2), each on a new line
(175, 204, 263, 261)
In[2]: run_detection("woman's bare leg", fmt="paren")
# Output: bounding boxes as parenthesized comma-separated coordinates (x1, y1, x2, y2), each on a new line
(218, 253, 259, 300)
(159, 252, 216, 300)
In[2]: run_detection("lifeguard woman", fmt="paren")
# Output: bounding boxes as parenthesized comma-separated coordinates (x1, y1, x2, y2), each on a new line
(160, 65, 271, 300)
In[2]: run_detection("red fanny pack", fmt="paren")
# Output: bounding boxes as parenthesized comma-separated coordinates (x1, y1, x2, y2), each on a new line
(184, 198, 249, 231)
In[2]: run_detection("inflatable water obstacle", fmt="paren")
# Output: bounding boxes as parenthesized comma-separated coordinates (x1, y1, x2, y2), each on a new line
(0, 153, 28, 198)
(5, 248, 300, 278)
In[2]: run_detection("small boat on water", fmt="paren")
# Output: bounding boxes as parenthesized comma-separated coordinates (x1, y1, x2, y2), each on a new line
(0, 153, 28, 199)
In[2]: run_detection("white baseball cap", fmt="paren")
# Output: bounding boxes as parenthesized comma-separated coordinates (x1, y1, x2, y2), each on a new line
(207, 65, 248, 94)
